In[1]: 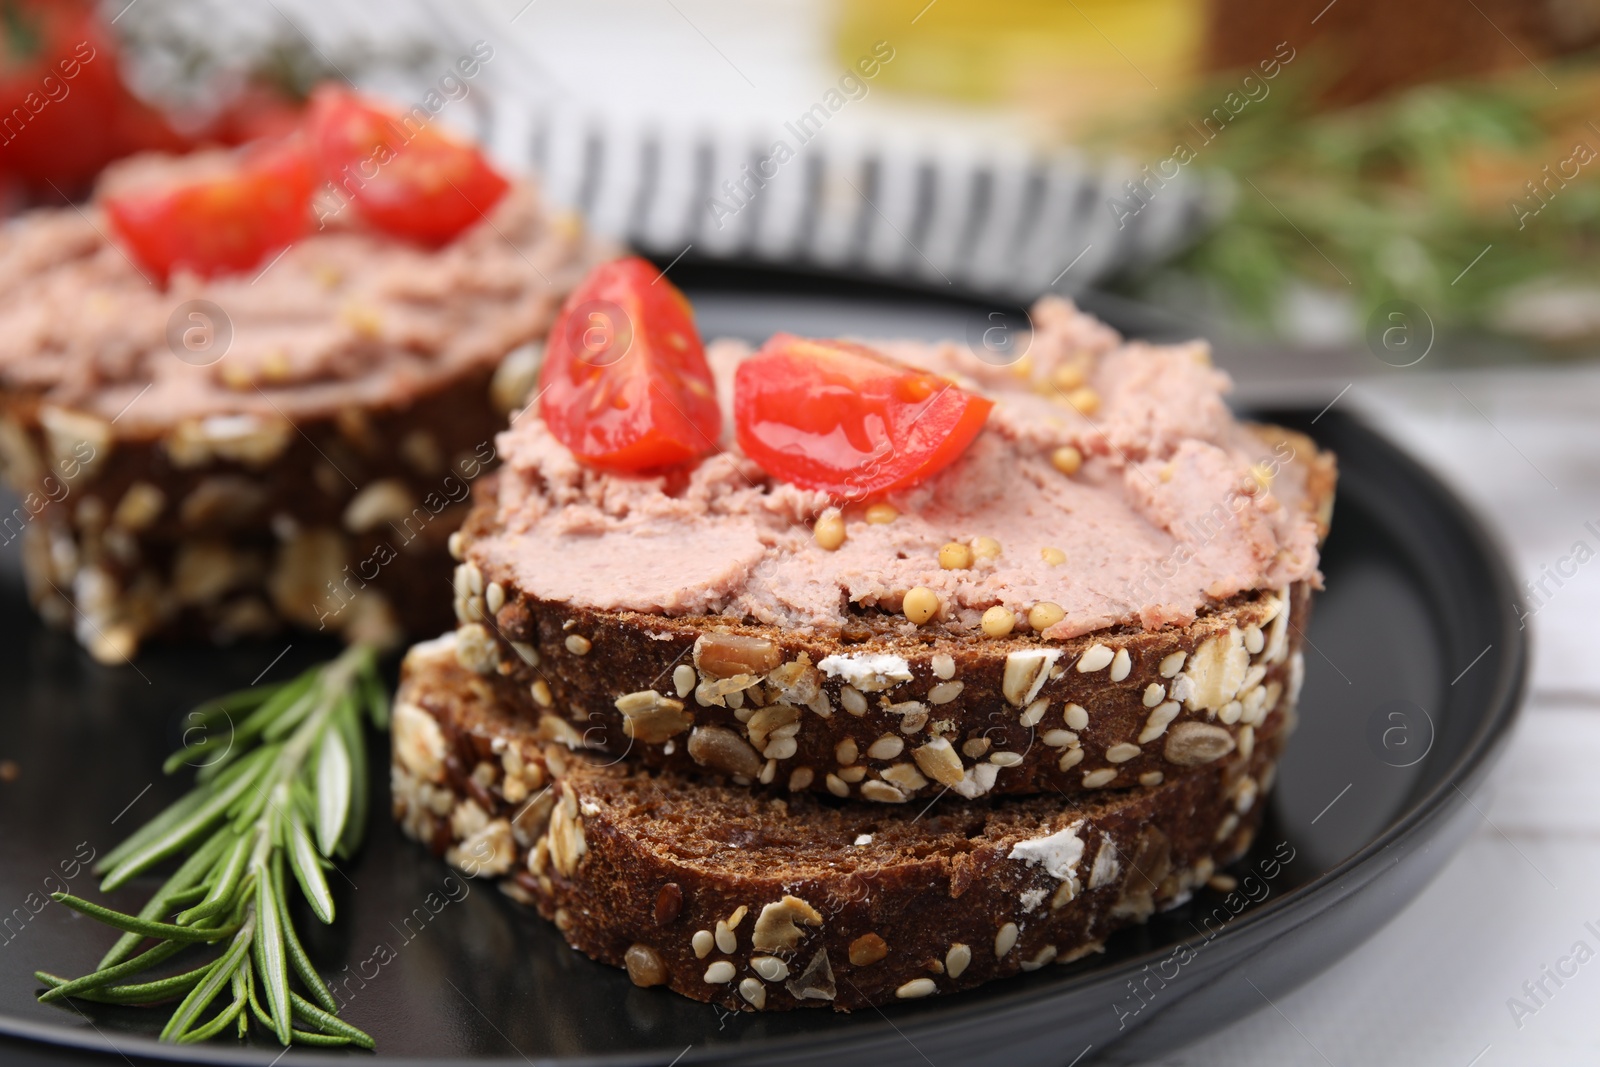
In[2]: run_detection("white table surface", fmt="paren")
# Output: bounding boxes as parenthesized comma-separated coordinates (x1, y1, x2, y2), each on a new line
(1117, 363, 1600, 1067)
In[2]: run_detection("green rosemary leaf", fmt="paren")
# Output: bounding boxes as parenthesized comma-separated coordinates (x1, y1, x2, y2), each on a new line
(109, 964, 217, 1005)
(102, 746, 277, 890)
(37, 938, 188, 1003)
(273, 856, 337, 1013)
(197, 672, 316, 784)
(93, 788, 208, 875)
(235, 668, 318, 737)
(286, 813, 334, 925)
(163, 884, 210, 909)
(261, 682, 320, 743)
(237, 753, 301, 833)
(103, 963, 216, 1006)
(253, 871, 292, 1045)
(98, 826, 232, 969)
(358, 653, 390, 729)
(161, 908, 255, 1042)
(245, 955, 278, 1035)
(289, 776, 318, 828)
(32, 974, 83, 1000)
(272, 784, 294, 849)
(335, 699, 369, 858)
(288, 819, 334, 927)
(187, 681, 283, 728)
(174, 985, 246, 1044)
(52, 894, 239, 944)
(286, 1029, 354, 1047)
(314, 724, 351, 856)
(160, 726, 238, 777)
(176, 833, 250, 927)
(33, 974, 74, 995)
(233, 966, 249, 1038)
(37, 957, 216, 1005)
(228, 781, 273, 836)
(291, 992, 375, 1048)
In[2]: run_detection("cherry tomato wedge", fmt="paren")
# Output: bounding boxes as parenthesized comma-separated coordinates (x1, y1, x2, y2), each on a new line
(538, 257, 721, 471)
(102, 136, 316, 281)
(734, 334, 994, 497)
(306, 86, 509, 245)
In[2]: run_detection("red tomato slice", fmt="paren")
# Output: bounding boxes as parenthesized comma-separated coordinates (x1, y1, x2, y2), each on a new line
(102, 136, 315, 281)
(306, 85, 509, 245)
(734, 334, 993, 497)
(538, 257, 721, 471)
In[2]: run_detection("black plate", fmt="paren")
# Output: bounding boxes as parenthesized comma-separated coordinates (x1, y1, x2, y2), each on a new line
(0, 284, 1526, 1067)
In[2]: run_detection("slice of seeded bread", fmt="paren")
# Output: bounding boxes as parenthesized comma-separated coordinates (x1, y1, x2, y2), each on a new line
(447, 548, 1311, 804)
(393, 635, 1285, 1012)
(444, 424, 1329, 801)
(5, 366, 508, 659)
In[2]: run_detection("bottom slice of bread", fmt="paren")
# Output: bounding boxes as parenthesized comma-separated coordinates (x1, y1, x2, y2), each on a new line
(392, 633, 1286, 1012)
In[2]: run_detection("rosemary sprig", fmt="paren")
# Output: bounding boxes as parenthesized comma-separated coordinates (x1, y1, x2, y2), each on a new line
(36, 645, 387, 1048)
(1096, 60, 1600, 339)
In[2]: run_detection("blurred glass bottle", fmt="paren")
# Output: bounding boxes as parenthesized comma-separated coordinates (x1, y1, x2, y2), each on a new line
(834, 0, 1205, 131)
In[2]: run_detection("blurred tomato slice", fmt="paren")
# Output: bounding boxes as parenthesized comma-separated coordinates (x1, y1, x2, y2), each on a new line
(305, 85, 508, 244)
(102, 136, 316, 281)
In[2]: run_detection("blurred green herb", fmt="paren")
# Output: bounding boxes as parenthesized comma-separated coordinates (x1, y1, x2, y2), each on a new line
(1101, 61, 1600, 333)
(35, 645, 388, 1048)
(113, 5, 440, 105)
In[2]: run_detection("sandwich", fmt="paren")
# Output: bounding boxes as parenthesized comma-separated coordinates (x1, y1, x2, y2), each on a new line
(394, 256, 1335, 1010)
(0, 86, 606, 661)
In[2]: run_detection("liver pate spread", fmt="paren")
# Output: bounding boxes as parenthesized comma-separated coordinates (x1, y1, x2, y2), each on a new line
(0, 151, 599, 435)
(473, 298, 1327, 639)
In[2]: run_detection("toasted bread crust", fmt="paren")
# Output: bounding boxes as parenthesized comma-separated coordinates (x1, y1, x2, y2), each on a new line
(448, 543, 1308, 801)
(393, 639, 1286, 1012)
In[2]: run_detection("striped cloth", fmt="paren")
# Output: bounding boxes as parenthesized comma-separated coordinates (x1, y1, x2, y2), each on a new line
(493, 101, 1223, 299)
